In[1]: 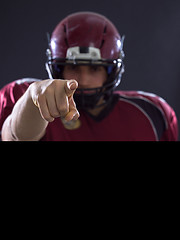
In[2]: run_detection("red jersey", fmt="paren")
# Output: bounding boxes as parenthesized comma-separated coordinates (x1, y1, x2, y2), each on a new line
(0, 78, 178, 141)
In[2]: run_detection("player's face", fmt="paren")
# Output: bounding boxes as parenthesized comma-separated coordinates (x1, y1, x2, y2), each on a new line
(63, 65, 107, 89)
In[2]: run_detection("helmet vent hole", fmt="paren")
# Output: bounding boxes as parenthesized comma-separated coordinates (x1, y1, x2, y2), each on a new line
(100, 39, 105, 49)
(64, 38, 69, 47)
(103, 25, 107, 33)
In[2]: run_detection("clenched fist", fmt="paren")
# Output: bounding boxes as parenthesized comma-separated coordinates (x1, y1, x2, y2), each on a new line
(29, 79, 80, 122)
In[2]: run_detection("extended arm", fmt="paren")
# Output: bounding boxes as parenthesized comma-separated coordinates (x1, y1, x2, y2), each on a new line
(1, 79, 79, 141)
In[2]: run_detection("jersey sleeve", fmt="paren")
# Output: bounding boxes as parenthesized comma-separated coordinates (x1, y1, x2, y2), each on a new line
(0, 79, 36, 139)
(137, 91, 178, 141)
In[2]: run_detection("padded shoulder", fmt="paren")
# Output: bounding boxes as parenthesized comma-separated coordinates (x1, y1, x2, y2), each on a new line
(114, 90, 178, 141)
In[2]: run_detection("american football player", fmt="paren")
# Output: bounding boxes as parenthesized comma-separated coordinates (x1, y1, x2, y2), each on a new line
(0, 12, 178, 140)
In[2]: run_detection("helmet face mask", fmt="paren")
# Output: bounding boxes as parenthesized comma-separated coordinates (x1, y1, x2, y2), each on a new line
(45, 12, 125, 110)
(46, 57, 124, 109)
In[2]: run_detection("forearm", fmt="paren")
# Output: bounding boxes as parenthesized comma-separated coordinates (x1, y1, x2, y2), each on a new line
(2, 88, 48, 141)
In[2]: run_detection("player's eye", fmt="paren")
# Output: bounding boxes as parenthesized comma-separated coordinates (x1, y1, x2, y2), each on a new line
(90, 65, 102, 72)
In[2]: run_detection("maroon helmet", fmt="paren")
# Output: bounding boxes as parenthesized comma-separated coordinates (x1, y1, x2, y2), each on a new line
(46, 11, 125, 109)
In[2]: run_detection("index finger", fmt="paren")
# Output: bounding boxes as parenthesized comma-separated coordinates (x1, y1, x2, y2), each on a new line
(64, 96, 80, 121)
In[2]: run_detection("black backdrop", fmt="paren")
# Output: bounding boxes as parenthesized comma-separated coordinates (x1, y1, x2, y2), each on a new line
(1, 0, 180, 138)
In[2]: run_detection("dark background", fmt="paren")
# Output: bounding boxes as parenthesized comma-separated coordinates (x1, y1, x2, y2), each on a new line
(0, 0, 180, 138)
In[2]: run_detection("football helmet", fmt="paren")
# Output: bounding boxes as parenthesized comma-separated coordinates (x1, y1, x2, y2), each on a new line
(46, 11, 125, 110)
